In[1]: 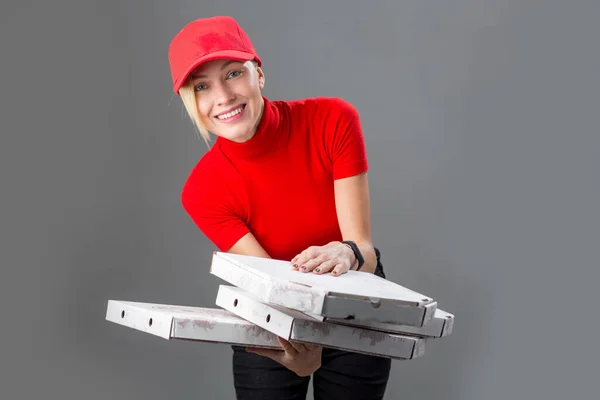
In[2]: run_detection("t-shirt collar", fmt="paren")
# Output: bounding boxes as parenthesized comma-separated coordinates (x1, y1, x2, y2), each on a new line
(216, 96, 279, 159)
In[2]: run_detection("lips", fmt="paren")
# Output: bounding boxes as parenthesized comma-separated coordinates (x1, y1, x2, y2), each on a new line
(215, 104, 246, 120)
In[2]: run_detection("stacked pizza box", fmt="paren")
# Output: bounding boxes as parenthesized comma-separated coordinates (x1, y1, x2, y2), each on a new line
(106, 252, 454, 360)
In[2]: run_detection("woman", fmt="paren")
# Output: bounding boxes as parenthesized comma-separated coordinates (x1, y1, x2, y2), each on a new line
(168, 15, 391, 400)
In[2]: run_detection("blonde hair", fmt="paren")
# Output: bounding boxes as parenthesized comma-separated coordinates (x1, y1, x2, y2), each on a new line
(179, 79, 212, 147)
(178, 60, 261, 148)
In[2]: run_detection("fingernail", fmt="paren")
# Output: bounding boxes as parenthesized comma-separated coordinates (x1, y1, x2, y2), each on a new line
(292, 264, 298, 268)
(301, 266, 307, 270)
(315, 268, 320, 272)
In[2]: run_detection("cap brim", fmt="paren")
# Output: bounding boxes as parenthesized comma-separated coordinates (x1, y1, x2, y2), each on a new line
(173, 49, 256, 94)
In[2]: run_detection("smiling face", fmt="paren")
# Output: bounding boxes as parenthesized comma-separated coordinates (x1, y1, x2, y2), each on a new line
(189, 59, 265, 143)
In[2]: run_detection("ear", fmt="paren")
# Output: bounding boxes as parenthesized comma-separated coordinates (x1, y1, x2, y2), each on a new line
(256, 66, 265, 89)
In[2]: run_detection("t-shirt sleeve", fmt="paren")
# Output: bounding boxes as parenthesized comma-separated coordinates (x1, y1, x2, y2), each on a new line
(318, 97, 369, 180)
(180, 166, 250, 252)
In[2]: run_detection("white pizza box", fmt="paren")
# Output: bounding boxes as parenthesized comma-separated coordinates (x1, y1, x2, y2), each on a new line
(215, 285, 426, 360)
(324, 309, 455, 338)
(106, 300, 280, 349)
(106, 299, 425, 359)
(209, 251, 437, 327)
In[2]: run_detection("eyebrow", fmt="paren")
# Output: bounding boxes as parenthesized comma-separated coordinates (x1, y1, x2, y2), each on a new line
(191, 60, 242, 79)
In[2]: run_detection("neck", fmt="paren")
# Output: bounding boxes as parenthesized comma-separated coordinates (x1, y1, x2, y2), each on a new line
(234, 97, 265, 143)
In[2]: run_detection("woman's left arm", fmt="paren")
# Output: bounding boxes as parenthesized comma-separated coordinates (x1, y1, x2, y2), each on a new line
(334, 171, 377, 273)
(291, 171, 377, 275)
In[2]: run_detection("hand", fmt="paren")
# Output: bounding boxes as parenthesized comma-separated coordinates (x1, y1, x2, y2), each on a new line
(291, 241, 356, 276)
(246, 337, 322, 377)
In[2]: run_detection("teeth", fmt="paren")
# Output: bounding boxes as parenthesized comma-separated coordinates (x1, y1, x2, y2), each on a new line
(217, 106, 243, 120)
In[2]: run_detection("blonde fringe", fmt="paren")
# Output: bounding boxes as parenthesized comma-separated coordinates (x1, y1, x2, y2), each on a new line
(179, 79, 212, 147)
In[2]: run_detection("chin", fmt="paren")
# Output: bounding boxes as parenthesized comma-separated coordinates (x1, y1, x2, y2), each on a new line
(217, 127, 252, 143)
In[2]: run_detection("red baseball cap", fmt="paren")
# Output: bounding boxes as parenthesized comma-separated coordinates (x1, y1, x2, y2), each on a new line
(168, 16, 262, 94)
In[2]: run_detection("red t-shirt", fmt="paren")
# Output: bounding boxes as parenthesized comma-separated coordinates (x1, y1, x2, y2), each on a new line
(181, 96, 369, 261)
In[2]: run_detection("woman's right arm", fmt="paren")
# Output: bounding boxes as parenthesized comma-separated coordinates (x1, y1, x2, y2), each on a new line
(182, 166, 271, 259)
(226, 232, 271, 258)
(226, 232, 323, 377)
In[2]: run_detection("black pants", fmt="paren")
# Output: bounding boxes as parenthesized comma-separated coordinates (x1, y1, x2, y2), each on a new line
(231, 249, 392, 400)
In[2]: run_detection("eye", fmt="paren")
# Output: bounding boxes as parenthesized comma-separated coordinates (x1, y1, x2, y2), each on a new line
(194, 83, 208, 92)
(227, 70, 242, 79)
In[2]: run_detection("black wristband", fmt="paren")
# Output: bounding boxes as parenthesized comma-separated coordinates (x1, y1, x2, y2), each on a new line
(342, 241, 365, 271)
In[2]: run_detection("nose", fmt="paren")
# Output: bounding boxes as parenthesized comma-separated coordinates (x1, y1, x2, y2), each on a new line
(213, 81, 235, 106)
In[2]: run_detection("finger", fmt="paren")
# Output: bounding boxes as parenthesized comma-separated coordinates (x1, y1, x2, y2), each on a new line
(295, 247, 319, 270)
(291, 256, 299, 267)
(277, 337, 299, 355)
(291, 253, 303, 266)
(300, 255, 328, 273)
(291, 251, 303, 268)
(245, 346, 262, 354)
(313, 259, 338, 274)
(296, 258, 313, 271)
(330, 263, 349, 277)
(287, 340, 308, 353)
(246, 346, 284, 353)
(303, 343, 322, 351)
(246, 347, 285, 362)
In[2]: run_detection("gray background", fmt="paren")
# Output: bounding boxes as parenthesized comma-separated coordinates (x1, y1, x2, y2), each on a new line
(1, 0, 598, 399)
